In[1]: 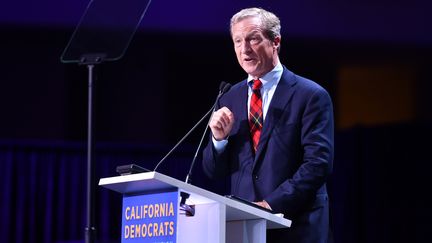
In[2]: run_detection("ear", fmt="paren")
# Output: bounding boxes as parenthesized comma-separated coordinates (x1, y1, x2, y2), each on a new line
(273, 36, 281, 49)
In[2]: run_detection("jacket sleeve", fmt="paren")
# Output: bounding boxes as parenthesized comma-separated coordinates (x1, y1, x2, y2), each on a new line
(202, 135, 231, 179)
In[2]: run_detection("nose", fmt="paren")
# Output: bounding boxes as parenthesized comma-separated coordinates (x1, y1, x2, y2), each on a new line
(240, 41, 252, 54)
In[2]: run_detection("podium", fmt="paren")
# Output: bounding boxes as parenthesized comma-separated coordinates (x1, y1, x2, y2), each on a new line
(99, 172, 291, 243)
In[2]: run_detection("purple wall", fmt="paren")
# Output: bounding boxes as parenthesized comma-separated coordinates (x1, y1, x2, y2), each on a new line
(1, 0, 431, 45)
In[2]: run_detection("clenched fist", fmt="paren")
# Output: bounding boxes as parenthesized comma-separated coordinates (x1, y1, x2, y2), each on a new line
(209, 107, 235, 141)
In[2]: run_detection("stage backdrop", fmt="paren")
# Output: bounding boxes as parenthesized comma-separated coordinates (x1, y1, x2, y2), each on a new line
(1, 123, 431, 243)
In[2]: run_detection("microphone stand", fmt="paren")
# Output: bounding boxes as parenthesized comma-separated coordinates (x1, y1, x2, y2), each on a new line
(180, 82, 231, 216)
(184, 111, 213, 184)
(152, 82, 231, 217)
(153, 82, 230, 172)
(185, 83, 232, 184)
(153, 107, 214, 171)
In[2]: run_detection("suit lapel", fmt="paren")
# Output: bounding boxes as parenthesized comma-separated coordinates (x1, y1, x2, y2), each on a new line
(237, 81, 255, 160)
(237, 81, 249, 125)
(254, 67, 297, 164)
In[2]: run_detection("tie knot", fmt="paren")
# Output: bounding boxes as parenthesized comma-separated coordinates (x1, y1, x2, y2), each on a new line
(252, 79, 262, 91)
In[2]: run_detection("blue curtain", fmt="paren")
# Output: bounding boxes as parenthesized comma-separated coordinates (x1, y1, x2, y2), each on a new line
(1, 122, 431, 242)
(0, 140, 199, 243)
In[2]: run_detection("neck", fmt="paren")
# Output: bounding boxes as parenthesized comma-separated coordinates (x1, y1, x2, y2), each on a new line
(252, 59, 280, 79)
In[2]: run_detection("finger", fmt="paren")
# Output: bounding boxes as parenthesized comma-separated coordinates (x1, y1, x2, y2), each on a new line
(218, 112, 229, 128)
(210, 118, 223, 130)
(221, 108, 234, 124)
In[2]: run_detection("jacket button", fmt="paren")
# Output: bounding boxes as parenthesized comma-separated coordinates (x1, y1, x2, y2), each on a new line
(253, 174, 259, 180)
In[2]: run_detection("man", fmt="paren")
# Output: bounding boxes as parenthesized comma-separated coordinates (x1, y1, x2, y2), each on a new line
(202, 7, 334, 243)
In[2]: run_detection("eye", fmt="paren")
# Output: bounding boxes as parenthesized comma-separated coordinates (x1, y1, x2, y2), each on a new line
(249, 35, 262, 45)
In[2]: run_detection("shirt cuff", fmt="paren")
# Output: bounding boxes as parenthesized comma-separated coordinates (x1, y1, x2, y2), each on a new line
(212, 136, 228, 153)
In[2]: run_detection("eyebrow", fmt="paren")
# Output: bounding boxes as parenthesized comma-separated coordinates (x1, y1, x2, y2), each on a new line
(233, 30, 262, 39)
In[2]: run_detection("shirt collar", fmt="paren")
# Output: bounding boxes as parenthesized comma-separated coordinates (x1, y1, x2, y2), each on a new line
(247, 62, 283, 89)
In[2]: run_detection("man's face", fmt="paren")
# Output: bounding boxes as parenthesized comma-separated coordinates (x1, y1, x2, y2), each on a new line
(231, 17, 280, 78)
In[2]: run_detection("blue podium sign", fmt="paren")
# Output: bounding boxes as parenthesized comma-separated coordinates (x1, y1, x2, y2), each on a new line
(121, 190, 178, 243)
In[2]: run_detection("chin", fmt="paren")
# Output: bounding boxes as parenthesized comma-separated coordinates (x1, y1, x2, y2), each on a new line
(242, 67, 258, 76)
(248, 70, 261, 77)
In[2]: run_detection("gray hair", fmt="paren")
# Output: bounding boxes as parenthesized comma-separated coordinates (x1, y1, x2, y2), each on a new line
(230, 7, 281, 43)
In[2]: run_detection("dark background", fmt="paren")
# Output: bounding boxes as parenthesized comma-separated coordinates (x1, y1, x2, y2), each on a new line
(1, 0, 431, 242)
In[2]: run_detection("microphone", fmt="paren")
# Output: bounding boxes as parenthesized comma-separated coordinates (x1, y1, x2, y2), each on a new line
(153, 81, 232, 172)
(185, 82, 232, 184)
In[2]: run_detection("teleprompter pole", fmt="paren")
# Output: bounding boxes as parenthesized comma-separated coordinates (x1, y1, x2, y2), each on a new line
(84, 63, 96, 243)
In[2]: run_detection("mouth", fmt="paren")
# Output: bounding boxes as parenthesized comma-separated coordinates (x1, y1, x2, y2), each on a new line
(244, 57, 255, 63)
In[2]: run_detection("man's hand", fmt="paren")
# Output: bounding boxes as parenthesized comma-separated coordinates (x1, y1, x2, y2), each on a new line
(210, 107, 235, 141)
(254, 200, 272, 210)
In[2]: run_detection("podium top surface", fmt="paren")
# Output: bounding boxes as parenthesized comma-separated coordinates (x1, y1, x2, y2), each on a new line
(99, 172, 291, 229)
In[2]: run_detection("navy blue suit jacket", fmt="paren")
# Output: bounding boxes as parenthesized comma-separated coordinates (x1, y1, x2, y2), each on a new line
(202, 67, 334, 243)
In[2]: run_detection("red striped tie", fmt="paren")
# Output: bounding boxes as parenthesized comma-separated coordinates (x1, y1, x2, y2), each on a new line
(249, 79, 263, 153)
